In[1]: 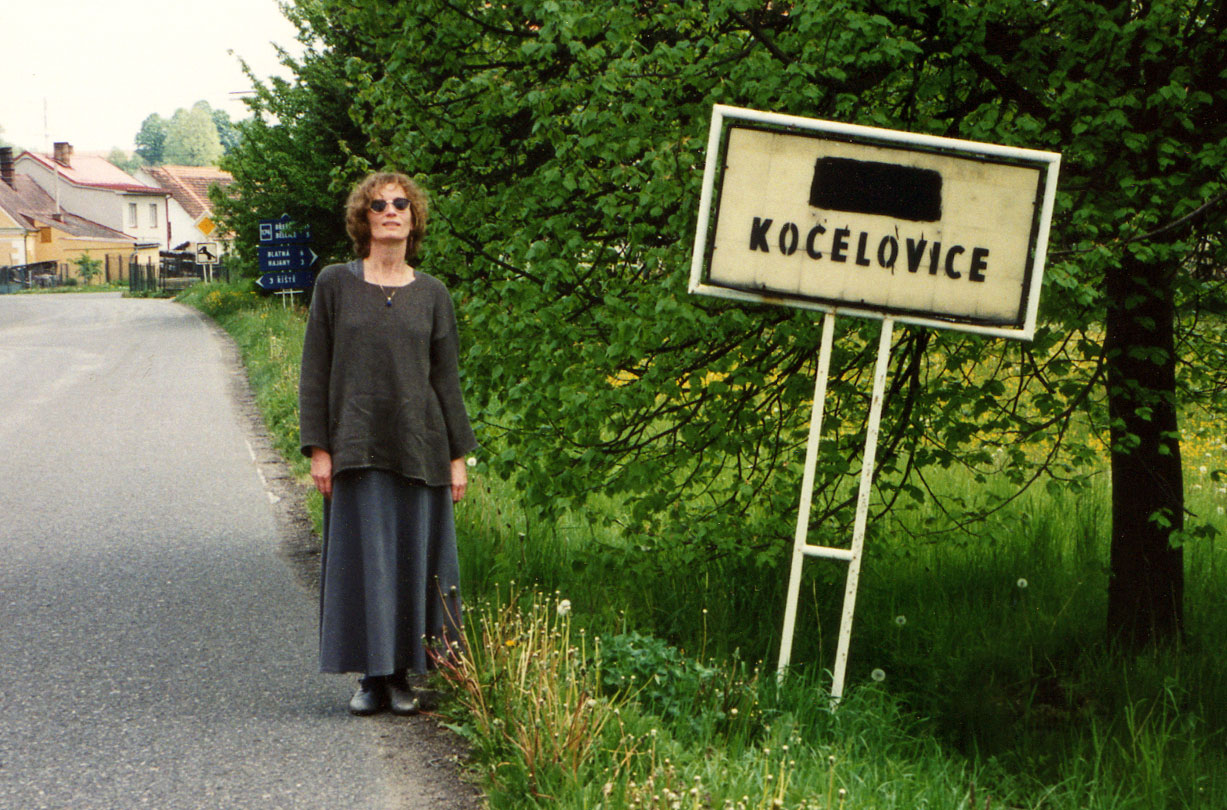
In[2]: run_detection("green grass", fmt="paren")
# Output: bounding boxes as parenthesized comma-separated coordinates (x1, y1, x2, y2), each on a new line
(182, 280, 1227, 809)
(451, 453, 1227, 808)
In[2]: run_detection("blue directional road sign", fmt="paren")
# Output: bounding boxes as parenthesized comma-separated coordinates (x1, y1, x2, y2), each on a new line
(258, 215, 311, 244)
(257, 214, 316, 290)
(258, 243, 317, 273)
(256, 270, 316, 292)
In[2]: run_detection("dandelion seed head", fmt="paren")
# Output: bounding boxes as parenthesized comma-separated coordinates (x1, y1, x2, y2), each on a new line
(1017, 577, 1029, 589)
(894, 615, 907, 626)
(466, 456, 477, 467)
(871, 668, 886, 682)
(557, 599, 571, 616)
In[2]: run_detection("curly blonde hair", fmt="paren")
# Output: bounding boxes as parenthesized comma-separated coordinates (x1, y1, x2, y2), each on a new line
(344, 171, 429, 261)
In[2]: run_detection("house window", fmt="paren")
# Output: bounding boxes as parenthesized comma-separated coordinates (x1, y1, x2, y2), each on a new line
(150, 203, 158, 226)
(128, 203, 137, 227)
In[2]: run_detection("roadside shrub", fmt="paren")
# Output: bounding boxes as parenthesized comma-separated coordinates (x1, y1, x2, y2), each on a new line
(600, 632, 716, 725)
(194, 284, 260, 318)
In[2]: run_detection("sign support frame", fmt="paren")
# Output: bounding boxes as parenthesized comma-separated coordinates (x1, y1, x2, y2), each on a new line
(775, 314, 895, 705)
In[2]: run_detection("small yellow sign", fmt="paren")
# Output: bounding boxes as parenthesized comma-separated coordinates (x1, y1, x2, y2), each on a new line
(197, 216, 216, 236)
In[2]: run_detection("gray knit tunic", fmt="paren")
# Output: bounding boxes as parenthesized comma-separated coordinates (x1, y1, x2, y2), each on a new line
(299, 261, 477, 484)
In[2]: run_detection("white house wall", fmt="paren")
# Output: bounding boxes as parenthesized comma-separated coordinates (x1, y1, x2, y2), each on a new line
(119, 192, 169, 247)
(132, 168, 213, 250)
(168, 199, 203, 249)
(0, 228, 29, 266)
(16, 157, 168, 249)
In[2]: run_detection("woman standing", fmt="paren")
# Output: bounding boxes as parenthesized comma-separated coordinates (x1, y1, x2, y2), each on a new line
(299, 171, 477, 715)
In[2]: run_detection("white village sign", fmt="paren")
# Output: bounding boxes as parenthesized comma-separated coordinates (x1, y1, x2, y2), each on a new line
(689, 104, 1061, 702)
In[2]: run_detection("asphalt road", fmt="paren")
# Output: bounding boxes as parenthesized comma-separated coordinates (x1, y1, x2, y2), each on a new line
(0, 293, 473, 809)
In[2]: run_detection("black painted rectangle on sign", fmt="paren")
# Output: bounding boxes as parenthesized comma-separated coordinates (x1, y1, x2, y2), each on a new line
(809, 157, 942, 222)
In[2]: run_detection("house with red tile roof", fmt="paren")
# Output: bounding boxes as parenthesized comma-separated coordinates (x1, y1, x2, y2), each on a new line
(15, 142, 171, 250)
(0, 146, 159, 283)
(134, 164, 234, 251)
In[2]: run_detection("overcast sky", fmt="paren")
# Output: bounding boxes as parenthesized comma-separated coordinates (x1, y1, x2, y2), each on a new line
(2, 0, 304, 155)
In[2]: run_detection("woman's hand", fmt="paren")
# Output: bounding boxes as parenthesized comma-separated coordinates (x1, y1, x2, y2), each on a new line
(450, 457, 468, 503)
(310, 447, 333, 498)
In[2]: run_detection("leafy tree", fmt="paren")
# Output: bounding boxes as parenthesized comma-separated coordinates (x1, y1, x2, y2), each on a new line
(164, 101, 224, 166)
(211, 108, 241, 156)
(211, 8, 379, 271)
(134, 114, 168, 165)
(73, 254, 102, 286)
(107, 148, 141, 175)
(237, 0, 1227, 649)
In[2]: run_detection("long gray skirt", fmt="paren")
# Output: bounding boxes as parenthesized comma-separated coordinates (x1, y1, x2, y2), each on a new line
(319, 469, 463, 676)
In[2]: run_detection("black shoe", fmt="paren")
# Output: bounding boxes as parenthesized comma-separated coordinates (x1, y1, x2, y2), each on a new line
(348, 681, 388, 716)
(388, 683, 420, 716)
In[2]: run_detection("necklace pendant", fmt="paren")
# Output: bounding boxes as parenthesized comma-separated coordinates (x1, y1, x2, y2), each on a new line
(385, 297, 393, 307)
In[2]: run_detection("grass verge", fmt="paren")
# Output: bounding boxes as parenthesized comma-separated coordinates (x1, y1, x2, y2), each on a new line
(181, 280, 1227, 809)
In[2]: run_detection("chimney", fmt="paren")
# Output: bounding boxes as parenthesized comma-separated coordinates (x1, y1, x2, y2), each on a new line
(53, 142, 73, 167)
(0, 147, 13, 187)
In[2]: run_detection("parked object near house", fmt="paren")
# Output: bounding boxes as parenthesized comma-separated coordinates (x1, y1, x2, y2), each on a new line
(0, 261, 58, 293)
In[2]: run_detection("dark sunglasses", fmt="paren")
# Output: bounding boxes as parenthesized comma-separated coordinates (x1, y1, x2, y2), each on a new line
(369, 197, 411, 212)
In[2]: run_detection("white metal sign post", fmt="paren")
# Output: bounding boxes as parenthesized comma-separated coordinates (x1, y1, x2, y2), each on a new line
(776, 312, 895, 703)
(689, 105, 1060, 703)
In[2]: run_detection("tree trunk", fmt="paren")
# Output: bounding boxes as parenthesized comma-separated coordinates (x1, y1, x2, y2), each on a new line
(1104, 252, 1185, 648)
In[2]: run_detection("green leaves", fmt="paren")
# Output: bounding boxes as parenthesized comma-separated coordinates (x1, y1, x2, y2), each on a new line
(224, 0, 1227, 581)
